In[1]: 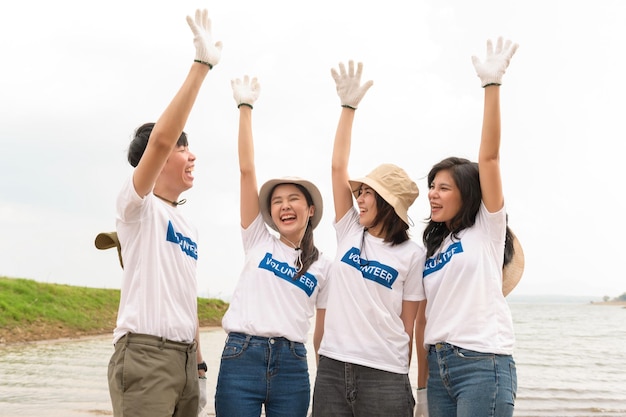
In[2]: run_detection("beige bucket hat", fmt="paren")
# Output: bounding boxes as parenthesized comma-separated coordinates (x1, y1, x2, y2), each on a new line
(95, 231, 123, 269)
(258, 177, 324, 232)
(349, 163, 419, 226)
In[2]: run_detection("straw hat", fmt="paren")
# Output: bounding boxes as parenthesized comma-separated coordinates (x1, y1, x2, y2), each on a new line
(502, 230, 524, 296)
(348, 163, 419, 226)
(258, 177, 324, 232)
(95, 231, 124, 269)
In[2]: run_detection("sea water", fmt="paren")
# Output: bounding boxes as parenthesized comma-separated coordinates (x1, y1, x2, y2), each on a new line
(1, 302, 625, 417)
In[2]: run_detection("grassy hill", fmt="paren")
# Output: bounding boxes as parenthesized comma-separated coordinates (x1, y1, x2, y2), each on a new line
(0, 276, 228, 345)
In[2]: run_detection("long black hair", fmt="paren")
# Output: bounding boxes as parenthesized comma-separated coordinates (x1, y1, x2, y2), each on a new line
(423, 157, 514, 267)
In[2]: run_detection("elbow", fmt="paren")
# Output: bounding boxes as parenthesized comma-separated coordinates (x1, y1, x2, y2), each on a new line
(239, 165, 256, 178)
(147, 130, 176, 154)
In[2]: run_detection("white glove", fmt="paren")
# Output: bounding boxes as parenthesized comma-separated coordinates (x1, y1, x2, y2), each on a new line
(471, 37, 518, 87)
(414, 388, 428, 417)
(186, 9, 223, 69)
(330, 60, 373, 109)
(231, 76, 261, 109)
(197, 377, 208, 416)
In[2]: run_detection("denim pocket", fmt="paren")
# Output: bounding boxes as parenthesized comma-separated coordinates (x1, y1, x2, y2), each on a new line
(221, 338, 246, 359)
(291, 343, 308, 360)
(455, 347, 494, 360)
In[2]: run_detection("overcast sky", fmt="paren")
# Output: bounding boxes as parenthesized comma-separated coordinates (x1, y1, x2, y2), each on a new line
(1, 0, 625, 300)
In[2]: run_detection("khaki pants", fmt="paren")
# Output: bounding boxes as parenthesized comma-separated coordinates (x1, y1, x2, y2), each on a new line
(108, 333, 199, 417)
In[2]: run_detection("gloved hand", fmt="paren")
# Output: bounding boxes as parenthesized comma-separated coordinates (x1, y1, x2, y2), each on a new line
(330, 60, 373, 109)
(471, 37, 518, 87)
(197, 377, 208, 416)
(186, 9, 223, 69)
(414, 388, 428, 417)
(231, 76, 261, 109)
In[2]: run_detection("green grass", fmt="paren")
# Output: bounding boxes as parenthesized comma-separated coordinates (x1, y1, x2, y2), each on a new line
(0, 276, 228, 344)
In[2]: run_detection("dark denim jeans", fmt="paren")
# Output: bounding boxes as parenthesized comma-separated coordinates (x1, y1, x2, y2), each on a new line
(312, 355, 415, 417)
(214, 332, 310, 417)
(427, 343, 517, 417)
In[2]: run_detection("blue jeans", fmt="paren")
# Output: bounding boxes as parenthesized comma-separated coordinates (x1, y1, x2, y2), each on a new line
(427, 343, 517, 417)
(312, 355, 415, 417)
(214, 332, 310, 417)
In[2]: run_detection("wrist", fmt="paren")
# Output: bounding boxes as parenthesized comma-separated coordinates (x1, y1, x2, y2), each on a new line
(197, 361, 207, 372)
(194, 59, 213, 69)
(238, 103, 253, 110)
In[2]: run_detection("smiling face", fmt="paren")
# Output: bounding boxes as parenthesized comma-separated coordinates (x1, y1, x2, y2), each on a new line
(428, 169, 462, 228)
(159, 144, 196, 196)
(270, 184, 315, 244)
(355, 184, 379, 231)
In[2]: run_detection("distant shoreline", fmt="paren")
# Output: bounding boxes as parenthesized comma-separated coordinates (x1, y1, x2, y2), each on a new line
(590, 301, 626, 306)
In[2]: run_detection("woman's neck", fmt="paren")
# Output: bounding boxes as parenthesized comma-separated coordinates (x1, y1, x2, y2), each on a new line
(365, 223, 384, 239)
(280, 234, 302, 250)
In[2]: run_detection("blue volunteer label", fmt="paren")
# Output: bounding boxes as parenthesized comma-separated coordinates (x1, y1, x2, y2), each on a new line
(166, 221, 198, 260)
(340, 247, 398, 289)
(258, 253, 318, 297)
(423, 241, 463, 277)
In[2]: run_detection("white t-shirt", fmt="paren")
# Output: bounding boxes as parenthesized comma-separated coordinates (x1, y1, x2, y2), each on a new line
(221, 213, 331, 344)
(422, 203, 515, 355)
(318, 208, 426, 374)
(113, 176, 199, 344)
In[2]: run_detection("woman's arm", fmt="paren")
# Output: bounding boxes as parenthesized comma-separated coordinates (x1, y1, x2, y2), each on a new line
(231, 76, 261, 228)
(331, 108, 357, 222)
(313, 308, 326, 365)
(329, 61, 373, 222)
(400, 300, 419, 365)
(471, 37, 518, 213)
(415, 300, 428, 388)
(477, 85, 503, 213)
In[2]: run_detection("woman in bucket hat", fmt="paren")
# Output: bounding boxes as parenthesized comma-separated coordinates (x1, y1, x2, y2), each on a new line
(415, 37, 521, 417)
(312, 61, 426, 417)
(214, 76, 331, 417)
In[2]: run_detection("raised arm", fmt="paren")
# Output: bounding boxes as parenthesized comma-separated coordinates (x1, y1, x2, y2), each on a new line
(330, 61, 373, 221)
(471, 37, 518, 213)
(133, 9, 222, 197)
(231, 76, 261, 228)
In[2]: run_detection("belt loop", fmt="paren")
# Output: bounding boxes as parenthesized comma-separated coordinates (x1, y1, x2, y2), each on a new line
(124, 333, 130, 348)
(243, 334, 252, 350)
(159, 336, 166, 350)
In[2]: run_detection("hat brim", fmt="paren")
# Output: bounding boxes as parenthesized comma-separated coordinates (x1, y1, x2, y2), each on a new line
(95, 231, 124, 269)
(348, 177, 410, 226)
(258, 177, 323, 232)
(502, 230, 524, 297)
(95, 232, 118, 250)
